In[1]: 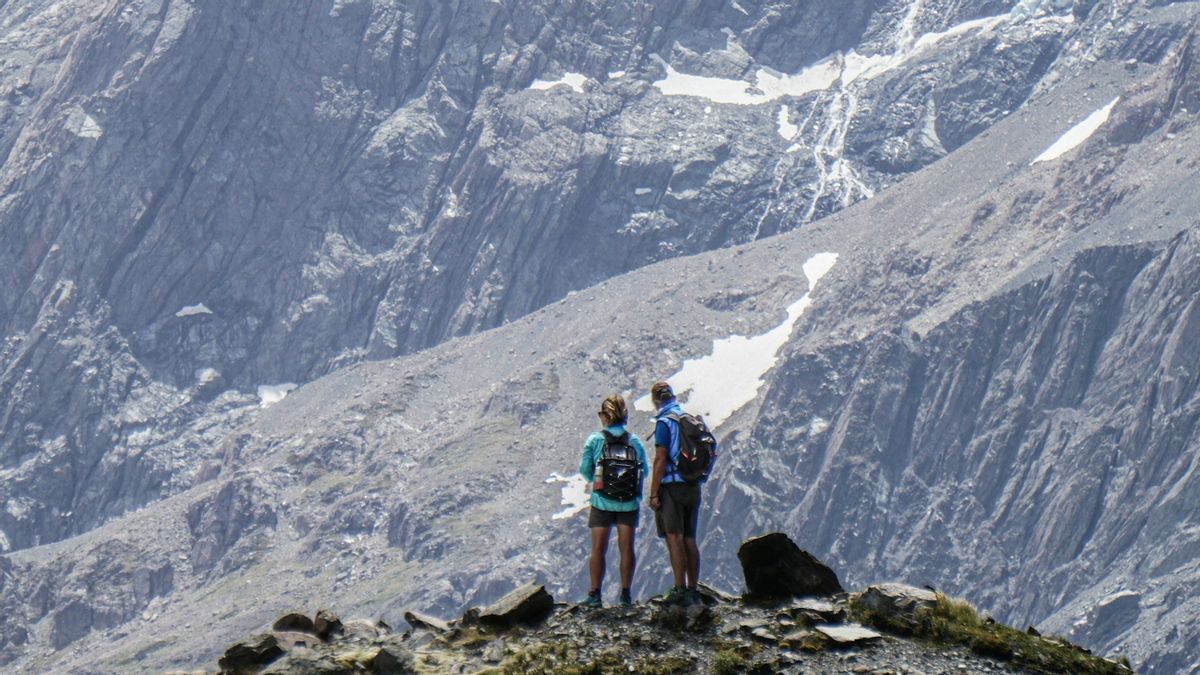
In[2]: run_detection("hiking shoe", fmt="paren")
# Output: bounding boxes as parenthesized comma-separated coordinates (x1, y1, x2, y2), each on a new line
(580, 592, 603, 608)
(662, 586, 689, 605)
(620, 590, 633, 607)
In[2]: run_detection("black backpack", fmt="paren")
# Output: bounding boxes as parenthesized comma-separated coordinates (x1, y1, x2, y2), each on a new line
(665, 413, 716, 482)
(598, 431, 641, 502)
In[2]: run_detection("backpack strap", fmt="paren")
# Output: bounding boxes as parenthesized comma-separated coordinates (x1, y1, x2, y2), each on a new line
(657, 414, 683, 478)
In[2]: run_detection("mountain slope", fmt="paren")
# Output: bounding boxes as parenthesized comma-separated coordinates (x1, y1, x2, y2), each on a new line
(2, 0, 1200, 673)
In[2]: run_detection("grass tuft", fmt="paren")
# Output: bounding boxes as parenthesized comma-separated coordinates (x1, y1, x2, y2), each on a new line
(711, 648, 746, 675)
(851, 592, 1133, 675)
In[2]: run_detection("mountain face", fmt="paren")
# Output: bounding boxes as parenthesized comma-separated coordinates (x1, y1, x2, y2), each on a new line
(1, 0, 1198, 672)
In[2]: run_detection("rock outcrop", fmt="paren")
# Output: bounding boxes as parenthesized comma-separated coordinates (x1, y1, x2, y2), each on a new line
(206, 556, 1130, 675)
(737, 532, 844, 599)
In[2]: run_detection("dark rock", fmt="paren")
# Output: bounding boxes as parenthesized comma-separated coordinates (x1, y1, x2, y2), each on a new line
(368, 645, 415, 674)
(313, 609, 344, 641)
(217, 633, 285, 673)
(653, 601, 712, 631)
(1027, 625, 1042, 636)
(272, 612, 315, 634)
(737, 533, 844, 598)
(468, 582, 554, 629)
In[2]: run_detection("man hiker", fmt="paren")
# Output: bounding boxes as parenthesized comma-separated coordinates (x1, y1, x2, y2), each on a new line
(647, 381, 717, 604)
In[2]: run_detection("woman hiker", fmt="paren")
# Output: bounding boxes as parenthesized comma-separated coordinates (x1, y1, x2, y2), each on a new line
(578, 394, 649, 607)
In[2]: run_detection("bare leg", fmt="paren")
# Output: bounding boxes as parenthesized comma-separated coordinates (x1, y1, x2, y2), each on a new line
(589, 526, 611, 592)
(684, 537, 700, 588)
(616, 523, 636, 590)
(665, 532, 687, 588)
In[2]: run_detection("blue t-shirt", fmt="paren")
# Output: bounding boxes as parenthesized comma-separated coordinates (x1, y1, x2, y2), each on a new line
(654, 399, 716, 484)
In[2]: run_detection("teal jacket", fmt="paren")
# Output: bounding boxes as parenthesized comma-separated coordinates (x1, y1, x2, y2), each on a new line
(579, 424, 650, 512)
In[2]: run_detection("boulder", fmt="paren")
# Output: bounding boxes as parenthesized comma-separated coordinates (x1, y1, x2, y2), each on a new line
(737, 533, 844, 598)
(467, 582, 554, 628)
(855, 583, 938, 627)
(368, 644, 415, 673)
(313, 609, 344, 641)
(272, 612, 315, 634)
(218, 633, 285, 672)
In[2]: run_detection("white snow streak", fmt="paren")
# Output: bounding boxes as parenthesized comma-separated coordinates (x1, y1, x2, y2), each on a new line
(529, 72, 588, 93)
(257, 383, 298, 407)
(78, 114, 103, 139)
(175, 304, 212, 318)
(546, 472, 589, 520)
(1032, 97, 1120, 164)
(635, 253, 838, 429)
(0, 529, 8, 552)
(777, 105, 799, 140)
(608, 70, 626, 80)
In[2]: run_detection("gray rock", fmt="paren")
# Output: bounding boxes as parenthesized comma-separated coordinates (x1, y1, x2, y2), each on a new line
(815, 623, 885, 645)
(468, 582, 554, 629)
(313, 610, 344, 642)
(217, 633, 284, 673)
(403, 611, 450, 633)
(855, 584, 939, 628)
(737, 533, 844, 599)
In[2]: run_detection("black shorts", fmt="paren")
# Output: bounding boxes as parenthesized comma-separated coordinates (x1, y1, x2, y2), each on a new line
(588, 507, 639, 529)
(655, 482, 700, 538)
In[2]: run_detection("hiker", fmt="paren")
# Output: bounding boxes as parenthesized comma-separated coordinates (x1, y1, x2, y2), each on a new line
(579, 394, 649, 608)
(648, 381, 717, 604)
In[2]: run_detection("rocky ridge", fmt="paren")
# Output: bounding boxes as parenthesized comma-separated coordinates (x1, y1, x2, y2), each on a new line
(200, 535, 1132, 675)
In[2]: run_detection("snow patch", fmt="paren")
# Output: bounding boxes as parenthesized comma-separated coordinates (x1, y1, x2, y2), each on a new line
(195, 368, 219, 385)
(634, 187, 653, 195)
(175, 303, 212, 318)
(650, 54, 840, 105)
(731, 0, 749, 15)
(0, 529, 8, 552)
(66, 107, 104, 139)
(651, 13, 1009, 107)
(635, 252, 838, 429)
(608, 70, 626, 80)
(1032, 97, 1120, 164)
(809, 417, 830, 434)
(258, 383, 298, 407)
(529, 72, 588, 93)
(546, 472, 589, 520)
(777, 105, 799, 140)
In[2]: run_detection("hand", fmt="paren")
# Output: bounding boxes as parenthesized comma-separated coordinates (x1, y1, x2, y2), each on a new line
(649, 495, 661, 511)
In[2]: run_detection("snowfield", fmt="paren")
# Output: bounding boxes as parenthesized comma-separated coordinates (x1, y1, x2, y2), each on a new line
(1033, 97, 1120, 164)
(635, 252, 838, 429)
